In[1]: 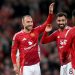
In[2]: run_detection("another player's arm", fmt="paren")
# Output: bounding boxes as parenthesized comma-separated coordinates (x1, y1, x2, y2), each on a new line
(11, 34, 20, 74)
(35, 3, 54, 33)
(41, 24, 57, 44)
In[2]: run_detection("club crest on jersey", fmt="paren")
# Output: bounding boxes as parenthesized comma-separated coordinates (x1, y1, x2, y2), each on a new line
(30, 33, 35, 37)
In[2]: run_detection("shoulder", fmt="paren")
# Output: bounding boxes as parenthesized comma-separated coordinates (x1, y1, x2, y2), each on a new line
(34, 25, 40, 29)
(68, 27, 75, 37)
(71, 27, 75, 33)
(72, 26, 75, 30)
(50, 30, 58, 36)
(69, 27, 75, 32)
(13, 30, 23, 40)
(53, 30, 59, 34)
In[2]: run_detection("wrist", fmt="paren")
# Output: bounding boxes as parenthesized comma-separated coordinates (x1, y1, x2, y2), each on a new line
(49, 11, 53, 14)
(13, 64, 17, 69)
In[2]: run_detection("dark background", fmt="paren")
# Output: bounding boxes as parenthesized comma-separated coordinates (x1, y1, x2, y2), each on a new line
(0, 0, 75, 75)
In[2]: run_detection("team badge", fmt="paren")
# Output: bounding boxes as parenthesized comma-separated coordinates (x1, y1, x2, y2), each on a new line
(30, 33, 35, 37)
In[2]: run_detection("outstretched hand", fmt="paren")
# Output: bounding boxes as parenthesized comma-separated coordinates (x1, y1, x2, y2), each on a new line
(49, 2, 55, 14)
(45, 24, 52, 32)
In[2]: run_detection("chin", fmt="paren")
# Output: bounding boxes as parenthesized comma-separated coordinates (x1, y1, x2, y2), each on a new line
(60, 26, 65, 29)
(59, 25, 65, 28)
(29, 28, 33, 31)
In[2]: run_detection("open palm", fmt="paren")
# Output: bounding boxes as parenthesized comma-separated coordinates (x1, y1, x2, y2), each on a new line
(45, 24, 52, 32)
(49, 2, 54, 14)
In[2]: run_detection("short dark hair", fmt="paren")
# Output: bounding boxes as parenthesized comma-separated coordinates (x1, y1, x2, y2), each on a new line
(56, 12, 67, 18)
(72, 10, 75, 17)
(22, 15, 31, 21)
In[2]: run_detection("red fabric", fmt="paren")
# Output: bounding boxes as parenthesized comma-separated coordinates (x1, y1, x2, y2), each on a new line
(63, 27, 75, 69)
(11, 14, 54, 66)
(39, 44, 49, 57)
(41, 26, 72, 65)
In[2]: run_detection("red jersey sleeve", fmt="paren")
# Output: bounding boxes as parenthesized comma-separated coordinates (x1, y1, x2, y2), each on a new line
(41, 31, 57, 44)
(35, 14, 54, 34)
(11, 34, 19, 64)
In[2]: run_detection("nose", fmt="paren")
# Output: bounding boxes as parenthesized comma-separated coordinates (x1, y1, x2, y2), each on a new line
(60, 20, 63, 23)
(30, 21, 33, 25)
(59, 21, 64, 25)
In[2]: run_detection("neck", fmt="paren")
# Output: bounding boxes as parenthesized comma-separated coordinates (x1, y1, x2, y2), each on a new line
(60, 28, 64, 31)
(59, 27, 65, 31)
(59, 25, 67, 31)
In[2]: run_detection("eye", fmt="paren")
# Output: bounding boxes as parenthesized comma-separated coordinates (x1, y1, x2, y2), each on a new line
(31, 21, 33, 23)
(58, 20, 60, 22)
(26, 21, 30, 23)
(62, 19, 65, 22)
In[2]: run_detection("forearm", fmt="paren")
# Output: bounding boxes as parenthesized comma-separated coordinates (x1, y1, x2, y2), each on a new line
(13, 57, 20, 75)
(16, 56, 20, 69)
(41, 31, 49, 44)
(41, 30, 56, 44)
(47, 14, 54, 24)
(11, 50, 16, 64)
(37, 14, 54, 33)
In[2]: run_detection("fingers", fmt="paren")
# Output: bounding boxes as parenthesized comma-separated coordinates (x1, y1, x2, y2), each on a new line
(15, 71, 20, 75)
(47, 24, 52, 29)
(49, 2, 55, 14)
(14, 67, 20, 75)
(51, 2, 55, 6)
(16, 74, 19, 75)
(45, 24, 52, 32)
(49, 2, 55, 8)
(47, 24, 52, 27)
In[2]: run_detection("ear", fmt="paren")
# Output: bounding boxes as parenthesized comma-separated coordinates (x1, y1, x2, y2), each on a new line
(56, 19, 58, 23)
(22, 18, 24, 24)
(66, 19, 67, 23)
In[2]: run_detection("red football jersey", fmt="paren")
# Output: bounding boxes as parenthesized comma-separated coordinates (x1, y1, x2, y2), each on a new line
(11, 14, 53, 66)
(63, 27, 75, 69)
(41, 26, 72, 65)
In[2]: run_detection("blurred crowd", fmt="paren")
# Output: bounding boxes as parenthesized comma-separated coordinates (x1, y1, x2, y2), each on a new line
(0, 0, 75, 75)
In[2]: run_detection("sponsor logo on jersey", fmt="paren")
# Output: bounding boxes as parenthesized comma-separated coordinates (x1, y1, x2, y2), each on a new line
(28, 41, 32, 45)
(22, 38, 26, 41)
(24, 43, 37, 50)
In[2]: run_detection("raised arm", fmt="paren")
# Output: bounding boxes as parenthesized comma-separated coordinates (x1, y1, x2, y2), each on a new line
(41, 24, 57, 44)
(35, 3, 54, 33)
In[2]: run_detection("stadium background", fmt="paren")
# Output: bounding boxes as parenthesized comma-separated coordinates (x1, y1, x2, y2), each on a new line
(0, 0, 75, 75)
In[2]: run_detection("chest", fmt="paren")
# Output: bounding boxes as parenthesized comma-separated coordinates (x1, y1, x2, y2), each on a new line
(18, 32, 39, 46)
(57, 30, 70, 48)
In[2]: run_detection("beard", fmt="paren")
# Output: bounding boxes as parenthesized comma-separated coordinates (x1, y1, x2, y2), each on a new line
(73, 22, 75, 26)
(58, 24, 66, 30)
(25, 25, 33, 31)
